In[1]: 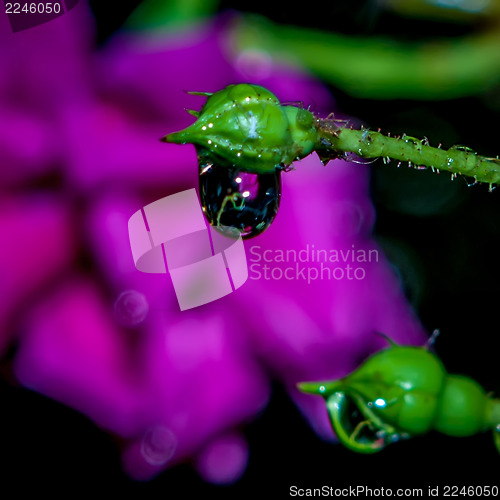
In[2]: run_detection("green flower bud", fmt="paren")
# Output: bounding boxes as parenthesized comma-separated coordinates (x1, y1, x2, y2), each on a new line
(299, 340, 499, 454)
(346, 345, 446, 435)
(163, 83, 319, 174)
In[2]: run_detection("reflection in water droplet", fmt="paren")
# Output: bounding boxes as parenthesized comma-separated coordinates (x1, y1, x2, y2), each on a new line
(198, 148, 281, 238)
(140, 426, 177, 466)
(114, 290, 148, 327)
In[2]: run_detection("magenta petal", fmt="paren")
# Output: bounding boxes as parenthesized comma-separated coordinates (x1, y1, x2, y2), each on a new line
(14, 279, 148, 437)
(61, 102, 199, 190)
(0, 196, 75, 353)
(122, 313, 270, 480)
(0, 108, 58, 185)
(96, 20, 237, 125)
(195, 433, 249, 485)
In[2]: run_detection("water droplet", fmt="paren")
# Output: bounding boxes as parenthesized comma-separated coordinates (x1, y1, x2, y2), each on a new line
(114, 290, 148, 327)
(403, 135, 420, 146)
(141, 426, 177, 466)
(198, 148, 281, 238)
(447, 157, 454, 168)
(388, 433, 401, 443)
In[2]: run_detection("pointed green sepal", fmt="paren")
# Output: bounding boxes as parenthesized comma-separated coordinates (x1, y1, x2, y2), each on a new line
(187, 91, 214, 96)
(297, 380, 343, 396)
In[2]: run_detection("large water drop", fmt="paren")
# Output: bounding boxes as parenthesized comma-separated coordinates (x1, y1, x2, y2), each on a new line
(198, 148, 281, 238)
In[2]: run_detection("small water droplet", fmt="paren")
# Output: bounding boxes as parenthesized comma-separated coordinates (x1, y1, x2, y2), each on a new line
(114, 290, 148, 327)
(198, 148, 281, 238)
(403, 135, 420, 146)
(388, 433, 401, 443)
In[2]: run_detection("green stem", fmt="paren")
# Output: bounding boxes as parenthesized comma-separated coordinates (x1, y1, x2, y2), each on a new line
(317, 122, 500, 187)
(487, 398, 500, 454)
(487, 398, 500, 428)
(125, 0, 220, 31)
(233, 15, 500, 100)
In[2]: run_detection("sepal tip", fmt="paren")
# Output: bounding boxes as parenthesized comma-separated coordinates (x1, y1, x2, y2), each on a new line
(297, 380, 338, 395)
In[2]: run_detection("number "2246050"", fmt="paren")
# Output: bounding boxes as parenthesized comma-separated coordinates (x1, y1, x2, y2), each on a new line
(5, 3, 62, 14)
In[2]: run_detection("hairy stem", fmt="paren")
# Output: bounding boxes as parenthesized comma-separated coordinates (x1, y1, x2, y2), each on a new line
(317, 122, 500, 186)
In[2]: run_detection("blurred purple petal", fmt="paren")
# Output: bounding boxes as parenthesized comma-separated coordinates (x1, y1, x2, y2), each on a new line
(195, 433, 249, 485)
(0, 196, 75, 353)
(0, 2, 428, 484)
(14, 279, 149, 437)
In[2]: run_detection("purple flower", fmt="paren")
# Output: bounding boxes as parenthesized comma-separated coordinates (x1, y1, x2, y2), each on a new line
(0, 2, 426, 483)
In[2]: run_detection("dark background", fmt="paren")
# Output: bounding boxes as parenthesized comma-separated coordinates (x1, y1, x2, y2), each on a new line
(2, 1, 499, 495)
